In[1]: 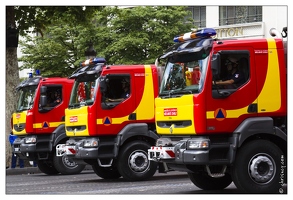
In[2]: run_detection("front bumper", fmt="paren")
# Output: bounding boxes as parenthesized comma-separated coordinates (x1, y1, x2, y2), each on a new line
(12, 135, 53, 160)
(148, 137, 232, 165)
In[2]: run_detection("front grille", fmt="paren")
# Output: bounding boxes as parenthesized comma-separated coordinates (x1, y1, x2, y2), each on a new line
(14, 123, 25, 132)
(157, 120, 192, 128)
(66, 125, 87, 132)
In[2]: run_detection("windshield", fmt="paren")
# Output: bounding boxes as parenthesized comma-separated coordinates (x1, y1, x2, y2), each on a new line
(16, 86, 37, 112)
(159, 56, 209, 97)
(69, 77, 99, 108)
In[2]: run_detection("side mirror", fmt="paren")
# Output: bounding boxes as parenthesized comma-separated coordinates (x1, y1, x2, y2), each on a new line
(40, 95, 47, 107)
(211, 53, 221, 77)
(99, 76, 108, 93)
(40, 86, 47, 95)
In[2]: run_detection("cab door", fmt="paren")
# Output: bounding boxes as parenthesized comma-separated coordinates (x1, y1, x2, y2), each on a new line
(205, 48, 258, 133)
(97, 73, 137, 135)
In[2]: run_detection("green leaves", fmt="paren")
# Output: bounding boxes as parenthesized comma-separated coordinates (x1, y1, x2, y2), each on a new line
(19, 6, 194, 76)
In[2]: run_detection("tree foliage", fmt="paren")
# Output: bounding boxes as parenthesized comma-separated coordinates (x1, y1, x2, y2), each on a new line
(19, 6, 194, 75)
(14, 6, 101, 36)
(19, 22, 94, 77)
(95, 6, 194, 64)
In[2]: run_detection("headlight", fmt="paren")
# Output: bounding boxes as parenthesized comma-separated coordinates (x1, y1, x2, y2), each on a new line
(14, 137, 21, 143)
(187, 139, 209, 149)
(66, 139, 76, 145)
(83, 139, 99, 147)
(25, 136, 37, 144)
(156, 137, 172, 147)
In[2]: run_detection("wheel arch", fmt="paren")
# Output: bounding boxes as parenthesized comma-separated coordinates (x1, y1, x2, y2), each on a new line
(235, 117, 287, 155)
(117, 123, 159, 147)
(52, 124, 69, 147)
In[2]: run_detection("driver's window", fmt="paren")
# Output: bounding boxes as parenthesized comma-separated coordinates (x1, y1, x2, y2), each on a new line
(101, 75, 131, 109)
(214, 53, 249, 89)
(45, 86, 62, 107)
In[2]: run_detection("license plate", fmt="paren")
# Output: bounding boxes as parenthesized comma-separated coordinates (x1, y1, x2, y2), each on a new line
(14, 147, 20, 152)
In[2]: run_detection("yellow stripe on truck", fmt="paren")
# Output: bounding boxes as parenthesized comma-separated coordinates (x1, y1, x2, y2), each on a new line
(135, 65, 155, 120)
(257, 39, 281, 113)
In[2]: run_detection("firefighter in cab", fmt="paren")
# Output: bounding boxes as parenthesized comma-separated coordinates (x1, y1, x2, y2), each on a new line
(50, 90, 62, 106)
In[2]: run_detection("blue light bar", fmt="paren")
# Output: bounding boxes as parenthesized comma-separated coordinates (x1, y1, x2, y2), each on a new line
(173, 28, 216, 43)
(81, 57, 106, 67)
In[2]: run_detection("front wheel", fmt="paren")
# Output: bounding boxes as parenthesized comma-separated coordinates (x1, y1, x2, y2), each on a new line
(92, 161, 121, 179)
(117, 141, 158, 181)
(231, 140, 285, 193)
(37, 160, 59, 175)
(53, 154, 86, 175)
(188, 171, 232, 190)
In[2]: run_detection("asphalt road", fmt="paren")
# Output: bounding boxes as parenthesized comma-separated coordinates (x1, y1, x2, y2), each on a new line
(5, 168, 287, 195)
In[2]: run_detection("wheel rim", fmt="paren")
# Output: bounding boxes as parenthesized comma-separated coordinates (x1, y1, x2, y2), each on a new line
(128, 150, 149, 173)
(62, 155, 76, 168)
(249, 153, 276, 184)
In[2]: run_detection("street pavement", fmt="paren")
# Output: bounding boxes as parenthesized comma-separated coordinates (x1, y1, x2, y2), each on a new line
(6, 165, 93, 176)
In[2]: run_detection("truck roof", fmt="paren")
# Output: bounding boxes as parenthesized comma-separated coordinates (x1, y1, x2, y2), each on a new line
(16, 77, 74, 90)
(214, 37, 284, 49)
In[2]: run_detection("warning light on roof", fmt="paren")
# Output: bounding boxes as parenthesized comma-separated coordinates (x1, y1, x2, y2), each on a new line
(173, 28, 216, 43)
(81, 57, 106, 67)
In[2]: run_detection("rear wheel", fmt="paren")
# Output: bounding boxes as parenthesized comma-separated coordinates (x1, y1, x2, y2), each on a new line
(188, 171, 232, 190)
(117, 141, 157, 181)
(53, 154, 86, 175)
(92, 162, 121, 179)
(37, 160, 59, 175)
(231, 140, 284, 193)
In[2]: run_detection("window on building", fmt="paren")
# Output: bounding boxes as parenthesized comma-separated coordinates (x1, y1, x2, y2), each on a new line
(219, 6, 262, 26)
(186, 6, 206, 28)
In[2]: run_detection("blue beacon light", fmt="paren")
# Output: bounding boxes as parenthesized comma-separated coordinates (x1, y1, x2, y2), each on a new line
(173, 28, 216, 43)
(81, 57, 106, 67)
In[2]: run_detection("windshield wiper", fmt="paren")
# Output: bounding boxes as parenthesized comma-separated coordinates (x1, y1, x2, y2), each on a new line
(159, 90, 192, 98)
(68, 103, 80, 109)
(16, 108, 28, 112)
(170, 90, 192, 95)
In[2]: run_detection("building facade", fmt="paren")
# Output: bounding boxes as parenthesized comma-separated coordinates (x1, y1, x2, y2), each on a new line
(187, 6, 287, 39)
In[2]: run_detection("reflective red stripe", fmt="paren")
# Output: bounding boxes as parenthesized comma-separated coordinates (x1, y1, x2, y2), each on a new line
(166, 150, 175, 158)
(68, 148, 76, 154)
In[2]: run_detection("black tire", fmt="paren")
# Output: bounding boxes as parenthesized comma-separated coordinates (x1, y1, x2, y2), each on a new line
(37, 160, 60, 175)
(117, 141, 158, 181)
(231, 140, 285, 193)
(92, 162, 121, 179)
(53, 154, 86, 175)
(188, 171, 232, 190)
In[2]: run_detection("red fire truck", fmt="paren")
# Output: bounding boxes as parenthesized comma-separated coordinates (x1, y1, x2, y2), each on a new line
(56, 58, 164, 181)
(148, 27, 287, 193)
(11, 74, 85, 175)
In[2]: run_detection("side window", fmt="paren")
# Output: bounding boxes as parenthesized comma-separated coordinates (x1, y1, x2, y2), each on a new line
(101, 75, 131, 108)
(215, 53, 249, 89)
(46, 86, 62, 107)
